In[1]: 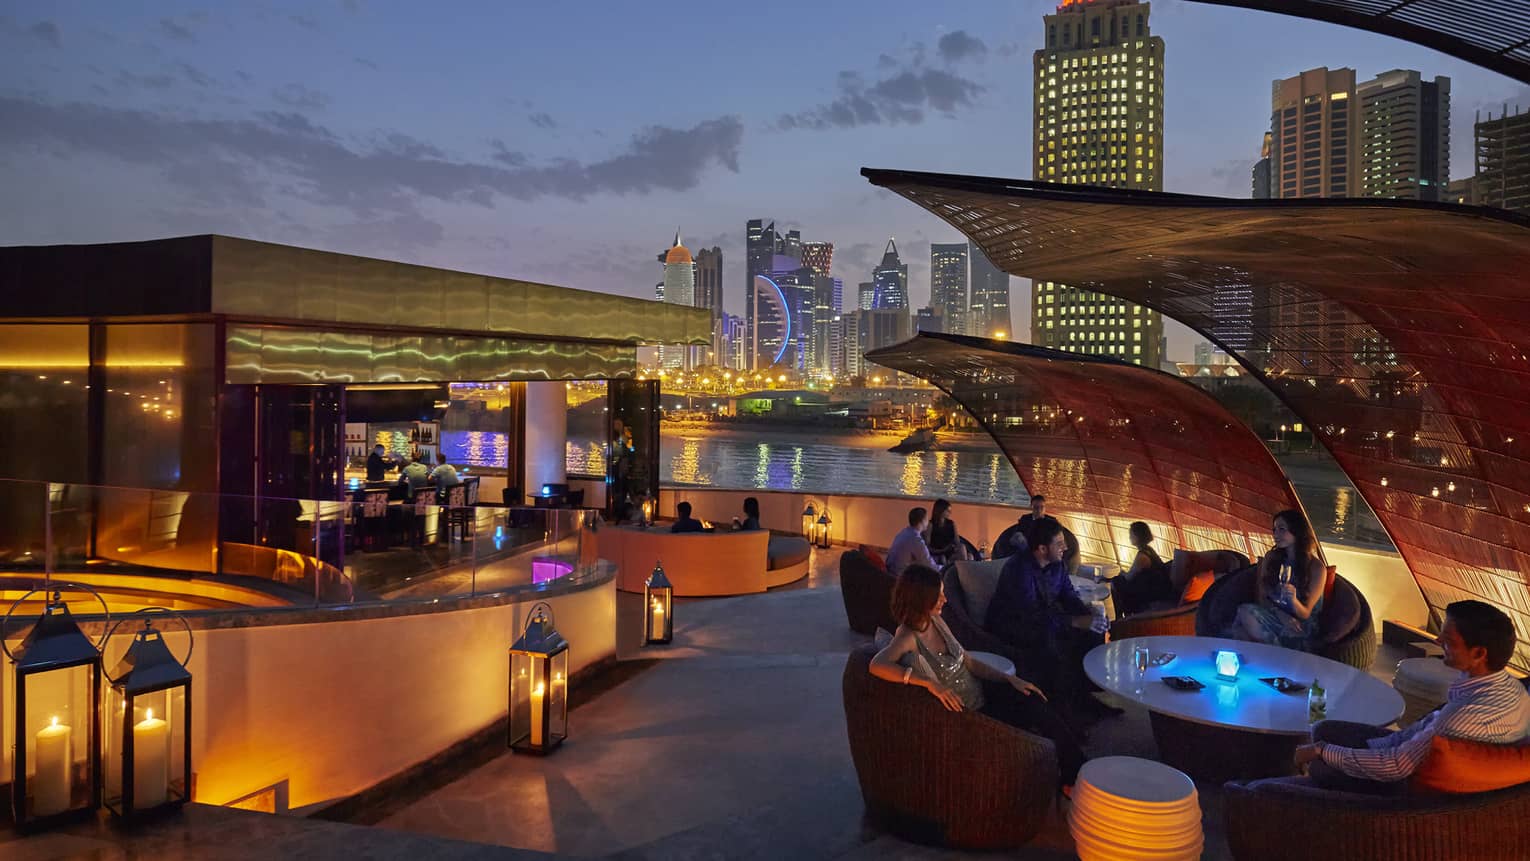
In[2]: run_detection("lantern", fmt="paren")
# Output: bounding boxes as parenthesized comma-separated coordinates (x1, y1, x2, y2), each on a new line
(509, 602, 569, 755)
(644, 561, 673, 645)
(801, 503, 816, 537)
(1215, 650, 1241, 681)
(814, 510, 832, 549)
(103, 610, 192, 821)
(4, 587, 106, 829)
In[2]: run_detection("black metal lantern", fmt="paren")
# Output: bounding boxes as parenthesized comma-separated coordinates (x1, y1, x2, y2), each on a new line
(508, 602, 569, 755)
(801, 503, 817, 536)
(644, 560, 673, 645)
(814, 509, 832, 549)
(4, 587, 106, 829)
(103, 610, 193, 821)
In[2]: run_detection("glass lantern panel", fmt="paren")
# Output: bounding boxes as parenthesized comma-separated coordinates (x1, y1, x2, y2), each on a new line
(509, 652, 534, 746)
(549, 650, 570, 741)
(21, 664, 94, 818)
(107, 687, 188, 812)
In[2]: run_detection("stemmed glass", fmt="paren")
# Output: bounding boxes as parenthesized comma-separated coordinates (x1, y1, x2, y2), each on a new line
(1133, 645, 1151, 696)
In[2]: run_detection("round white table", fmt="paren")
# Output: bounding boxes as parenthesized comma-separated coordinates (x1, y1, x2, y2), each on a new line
(968, 650, 1016, 677)
(1070, 574, 1115, 620)
(1084, 635, 1404, 780)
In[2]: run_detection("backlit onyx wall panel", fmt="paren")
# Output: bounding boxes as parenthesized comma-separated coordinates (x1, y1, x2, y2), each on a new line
(868, 333, 1302, 563)
(864, 168, 1530, 665)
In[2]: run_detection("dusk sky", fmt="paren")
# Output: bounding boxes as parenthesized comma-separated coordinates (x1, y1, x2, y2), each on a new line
(3, 1, 1526, 359)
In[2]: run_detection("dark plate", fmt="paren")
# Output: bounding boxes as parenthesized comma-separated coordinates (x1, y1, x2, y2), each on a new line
(1259, 676, 1308, 693)
(1162, 675, 1205, 691)
(1151, 651, 1177, 667)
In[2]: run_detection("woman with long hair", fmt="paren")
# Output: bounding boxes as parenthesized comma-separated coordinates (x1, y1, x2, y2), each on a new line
(1228, 509, 1325, 650)
(1110, 521, 1173, 616)
(923, 498, 967, 566)
(869, 563, 1085, 787)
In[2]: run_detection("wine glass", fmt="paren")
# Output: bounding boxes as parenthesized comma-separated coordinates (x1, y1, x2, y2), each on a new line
(1133, 645, 1150, 696)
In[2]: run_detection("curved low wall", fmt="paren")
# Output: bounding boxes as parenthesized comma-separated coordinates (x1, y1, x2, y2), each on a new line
(660, 485, 1429, 628)
(599, 525, 806, 595)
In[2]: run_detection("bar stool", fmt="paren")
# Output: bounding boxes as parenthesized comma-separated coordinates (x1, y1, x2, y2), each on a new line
(1393, 657, 1460, 726)
(1069, 756, 1202, 861)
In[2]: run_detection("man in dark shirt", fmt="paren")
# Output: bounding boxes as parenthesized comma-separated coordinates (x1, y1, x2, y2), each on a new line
(993, 495, 1057, 559)
(366, 444, 389, 482)
(671, 501, 706, 533)
(985, 518, 1115, 719)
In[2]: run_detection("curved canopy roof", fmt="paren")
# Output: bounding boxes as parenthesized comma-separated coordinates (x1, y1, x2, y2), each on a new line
(867, 332, 1303, 563)
(863, 167, 1530, 665)
(1191, 0, 1530, 85)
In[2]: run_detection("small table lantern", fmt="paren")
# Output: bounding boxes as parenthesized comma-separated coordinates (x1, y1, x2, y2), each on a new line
(1215, 649, 1241, 681)
(814, 510, 832, 549)
(103, 609, 193, 821)
(645, 560, 673, 645)
(509, 602, 569, 755)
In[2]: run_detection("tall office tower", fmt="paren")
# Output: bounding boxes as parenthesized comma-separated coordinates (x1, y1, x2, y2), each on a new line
(810, 276, 840, 375)
(754, 255, 815, 372)
(722, 312, 746, 371)
(800, 241, 834, 277)
(1360, 69, 1451, 201)
(693, 246, 724, 367)
(929, 242, 969, 335)
(915, 306, 946, 334)
(835, 312, 865, 379)
(1446, 176, 1478, 205)
(857, 282, 875, 313)
(660, 231, 695, 370)
(745, 219, 781, 369)
(828, 312, 844, 378)
(872, 238, 909, 310)
(1270, 67, 1360, 199)
(1476, 106, 1530, 214)
(1031, 0, 1164, 367)
(782, 229, 802, 260)
(1252, 131, 1273, 198)
(860, 309, 913, 356)
(968, 244, 1011, 338)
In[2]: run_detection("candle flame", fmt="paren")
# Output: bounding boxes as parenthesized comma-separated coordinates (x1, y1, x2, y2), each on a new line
(146, 708, 154, 721)
(533, 681, 545, 696)
(50, 715, 59, 728)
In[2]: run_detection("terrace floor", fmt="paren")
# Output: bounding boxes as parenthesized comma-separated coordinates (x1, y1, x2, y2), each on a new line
(4, 545, 1408, 860)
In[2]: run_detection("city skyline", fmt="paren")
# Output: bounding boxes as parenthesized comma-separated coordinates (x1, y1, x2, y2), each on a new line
(2, 1, 1527, 360)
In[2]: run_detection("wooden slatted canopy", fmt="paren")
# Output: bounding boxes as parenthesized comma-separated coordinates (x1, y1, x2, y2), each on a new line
(863, 167, 1530, 665)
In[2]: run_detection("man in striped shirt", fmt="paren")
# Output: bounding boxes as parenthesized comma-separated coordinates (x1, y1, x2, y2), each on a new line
(1294, 600, 1530, 793)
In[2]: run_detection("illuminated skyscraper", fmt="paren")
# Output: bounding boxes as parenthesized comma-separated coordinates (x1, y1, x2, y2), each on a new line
(929, 242, 968, 334)
(968, 244, 1010, 338)
(1270, 67, 1360, 199)
(1031, 0, 1164, 366)
(1360, 69, 1450, 201)
(872, 238, 908, 310)
(660, 230, 694, 369)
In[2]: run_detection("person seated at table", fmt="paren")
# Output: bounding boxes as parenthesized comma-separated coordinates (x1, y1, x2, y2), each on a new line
(430, 453, 462, 488)
(1225, 509, 1325, 650)
(399, 453, 432, 493)
(612, 501, 643, 526)
(366, 443, 389, 482)
(993, 495, 1065, 560)
(1110, 521, 1174, 616)
(671, 501, 706, 533)
(731, 497, 762, 531)
(923, 499, 967, 566)
(887, 507, 938, 576)
(986, 519, 1116, 719)
(1294, 600, 1530, 794)
(870, 563, 1084, 788)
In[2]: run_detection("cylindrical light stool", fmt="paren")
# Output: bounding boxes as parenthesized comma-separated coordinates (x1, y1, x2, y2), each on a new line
(1393, 657, 1460, 727)
(1069, 756, 1202, 861)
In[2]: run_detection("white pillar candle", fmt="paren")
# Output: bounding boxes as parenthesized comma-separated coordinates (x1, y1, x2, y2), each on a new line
(133, 708, 171, 808)
(651, 598, 666, 638)
(529, 680, 545, 747)
(33, 716, 73, 817)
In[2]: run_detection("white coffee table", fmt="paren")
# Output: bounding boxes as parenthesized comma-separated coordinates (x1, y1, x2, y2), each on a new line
(1070, 574, 1115, 620)
(968, 650, 1016, 677)
(1084, 635, 1404, 780)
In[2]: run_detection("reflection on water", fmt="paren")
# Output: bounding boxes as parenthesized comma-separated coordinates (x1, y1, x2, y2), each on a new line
(442, 431, 508, 468)
(653, 434, 1392, 551)
(568, 441, 607, 476)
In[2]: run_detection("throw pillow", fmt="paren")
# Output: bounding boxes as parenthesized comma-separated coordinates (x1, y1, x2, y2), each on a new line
(859, 545, 887, 572)
(1324, 564, 1338, 602)
(1169, 549, 1192, 594)
(873, 627, 895, 649)
(1410, 735, 1530, 794)
(956, 558, 1006, 625)
(1180, 569, 1216, 604)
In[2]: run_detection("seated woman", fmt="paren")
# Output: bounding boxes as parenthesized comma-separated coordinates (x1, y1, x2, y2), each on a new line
(923, 499, 967, 567)
(1226, 508, 1325, 650)
(1110, 521, 1174, 616)
(870, 563, 1084, 788)
(732, 496, 762, 531)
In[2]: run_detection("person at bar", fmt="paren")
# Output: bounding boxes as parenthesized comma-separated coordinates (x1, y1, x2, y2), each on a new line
(399, 452, 432, 493)
(869, 563, 1085, 789)
(886, 507, 938, 576)
(1294, 600, 1530, 793)
(985, 519, 1115, 719)
(366, 443, 389, 482)
(430, 453, 462, 488)
(1225, 509, 1324, 650)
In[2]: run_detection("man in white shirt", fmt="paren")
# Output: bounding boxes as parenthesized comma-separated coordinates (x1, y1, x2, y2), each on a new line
(1295, 599, 1530, 793)
(430, 454, 461, 488)
(886, 507, 938, 576)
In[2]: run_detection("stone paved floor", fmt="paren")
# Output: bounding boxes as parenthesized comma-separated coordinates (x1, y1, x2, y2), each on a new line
(3, 545, 1410, 859)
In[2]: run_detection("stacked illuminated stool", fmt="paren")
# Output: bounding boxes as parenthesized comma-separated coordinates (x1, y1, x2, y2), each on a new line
(1393, 657, 1460, 726)
(1069, 756, 1203, 861)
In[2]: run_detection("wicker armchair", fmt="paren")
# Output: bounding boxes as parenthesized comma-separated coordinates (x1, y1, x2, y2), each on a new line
(840, 549, 896, 636)
(1195, 567, 1378, 669)
(842, 644, 1058, 849)
(939, 566, 1032, 677)
(1224, 776, 1530, 861)
(1110, 550, 1251, 641)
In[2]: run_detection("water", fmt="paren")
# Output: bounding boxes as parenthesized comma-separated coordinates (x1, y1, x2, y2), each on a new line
(442, 430, 510, 468)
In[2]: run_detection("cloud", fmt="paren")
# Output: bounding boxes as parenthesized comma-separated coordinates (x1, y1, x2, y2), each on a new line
(778, 66, 983, 130)
(29, 20, 61, 48)
(1209, 157, 1254, 195)
(115, 70, 176, 91)
(937, 30, 986, 63)
(0, 96, 745, 219)
(289, 14, 320, 31)
(528, 112, 557, 129)
(158, 18, 194, 41)
(274, 83, 330, 111)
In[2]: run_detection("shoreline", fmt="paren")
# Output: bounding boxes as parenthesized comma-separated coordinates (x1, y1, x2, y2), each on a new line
(660, 421, 1003, 453)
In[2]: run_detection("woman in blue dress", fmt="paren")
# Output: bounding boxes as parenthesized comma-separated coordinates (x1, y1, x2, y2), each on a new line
(1229, 508, 1325, 650)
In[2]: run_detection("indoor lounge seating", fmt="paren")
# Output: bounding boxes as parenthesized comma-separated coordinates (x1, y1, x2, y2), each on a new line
(839, 548, 896, 635)
(841, 644, 1058, 850)
(1195, 565, 1378, 669)
(1109, 548, 1250, 640)
(601, 525, 811, 596)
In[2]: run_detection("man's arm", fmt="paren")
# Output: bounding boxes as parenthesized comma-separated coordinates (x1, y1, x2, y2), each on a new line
(1316, 721, 1437, 782)
(1056, 567, 1091, 616)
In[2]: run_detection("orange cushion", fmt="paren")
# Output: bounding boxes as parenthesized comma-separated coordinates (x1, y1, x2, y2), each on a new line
(859, 545, 887, 573)
(1409, 735, 1530, 794)
(1180, 569, 1216, 604)
(1324, 564, 1337, 602)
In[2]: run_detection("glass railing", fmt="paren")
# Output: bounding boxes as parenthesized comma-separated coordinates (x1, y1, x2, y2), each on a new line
(0, 477, 603, 618)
